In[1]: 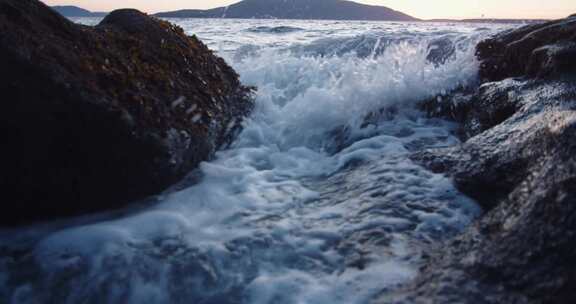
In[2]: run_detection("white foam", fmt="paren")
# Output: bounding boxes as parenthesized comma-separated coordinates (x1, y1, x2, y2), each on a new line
(3, 19, 498, 304)
(229, 35, 481, 151)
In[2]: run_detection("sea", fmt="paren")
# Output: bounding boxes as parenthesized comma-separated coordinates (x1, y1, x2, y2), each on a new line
(0, 18, 515, 304)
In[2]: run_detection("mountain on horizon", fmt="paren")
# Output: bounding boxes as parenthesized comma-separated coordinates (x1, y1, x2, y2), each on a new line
(51, 5, 107, 17)
(155, 0, 418, 21)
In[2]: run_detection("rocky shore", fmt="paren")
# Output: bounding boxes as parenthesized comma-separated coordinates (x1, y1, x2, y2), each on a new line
(0, 0, 254, 225)
(377, 14, 576, 303)
(1, 0, 575, 302)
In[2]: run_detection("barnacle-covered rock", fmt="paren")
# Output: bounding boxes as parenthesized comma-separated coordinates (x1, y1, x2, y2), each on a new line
(0, 0, 254, 225)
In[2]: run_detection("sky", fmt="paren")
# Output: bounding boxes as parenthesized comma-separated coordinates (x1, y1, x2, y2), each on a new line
(42, 0, 575, 20)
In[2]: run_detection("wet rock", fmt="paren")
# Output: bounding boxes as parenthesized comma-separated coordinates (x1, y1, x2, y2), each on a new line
(421, 80, 525, 140)
(378, 15, 576, 304)
(477, 16, 576, 81)
(0, 0, 254, 225)
(415, 80, 576, 211)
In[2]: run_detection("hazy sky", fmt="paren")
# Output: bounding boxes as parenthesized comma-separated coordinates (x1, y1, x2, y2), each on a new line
(42, 0, 575, 19)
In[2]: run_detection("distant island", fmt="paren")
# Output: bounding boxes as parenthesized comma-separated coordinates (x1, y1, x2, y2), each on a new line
(429, 18, 548, 24)
(154, 0, 418, 21)
(51, 5, 107, 17)
(50, 2, 549, 24)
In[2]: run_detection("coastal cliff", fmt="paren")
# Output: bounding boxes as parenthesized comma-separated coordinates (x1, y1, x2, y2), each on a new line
(0, 0, 254, 225)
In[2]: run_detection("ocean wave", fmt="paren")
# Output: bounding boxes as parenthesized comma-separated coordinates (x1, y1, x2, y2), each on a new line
(2, 20, 499, 304)
(231, 32, 482, 151)
(284, 32, 479, 63)
(246, 25, 304, 34)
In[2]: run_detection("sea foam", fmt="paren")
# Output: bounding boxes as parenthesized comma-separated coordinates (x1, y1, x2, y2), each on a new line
(1, 19, 513, 304)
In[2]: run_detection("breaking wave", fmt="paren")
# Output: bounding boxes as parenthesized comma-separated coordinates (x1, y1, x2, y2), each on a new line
(246, 25, 305, 33)
(0, 19, 513, 304)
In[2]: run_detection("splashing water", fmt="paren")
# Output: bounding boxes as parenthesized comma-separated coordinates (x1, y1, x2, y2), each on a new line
(0, 19, 514, 304)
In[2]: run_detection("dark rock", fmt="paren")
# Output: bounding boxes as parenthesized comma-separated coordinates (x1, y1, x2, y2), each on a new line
(477, 17, 576, 81)
(389, 82, 576, 304)
(0, 0, 254, 226)
(414, 80, 575, 211)
(379, 14, 576, 304)
(384, 84, 576, 302)
(421, 80, 525, 140)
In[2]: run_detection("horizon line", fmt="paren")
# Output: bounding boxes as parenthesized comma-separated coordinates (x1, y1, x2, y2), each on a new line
(46, 1, 573, 21)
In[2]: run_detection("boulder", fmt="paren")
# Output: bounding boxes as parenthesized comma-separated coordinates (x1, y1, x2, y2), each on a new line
(377, 15, 576, 303)
(420, 82, 522, 140)
(477, 17, 576, 81)
(0, 0, 254, 225)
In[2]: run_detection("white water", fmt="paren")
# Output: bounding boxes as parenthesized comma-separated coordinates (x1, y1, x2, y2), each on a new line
(1, 19, 513, 304)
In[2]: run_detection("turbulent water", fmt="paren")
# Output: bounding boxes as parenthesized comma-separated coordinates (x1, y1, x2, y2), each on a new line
(0, 19, 514, 304)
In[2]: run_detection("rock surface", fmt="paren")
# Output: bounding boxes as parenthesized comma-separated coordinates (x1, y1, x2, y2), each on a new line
(0, 0, 254, 225)
(477, 15, 576, 81)
(376, 15, 576, 304)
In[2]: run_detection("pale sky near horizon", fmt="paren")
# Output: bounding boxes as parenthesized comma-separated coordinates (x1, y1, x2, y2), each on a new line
(42, 0, 575, 20)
